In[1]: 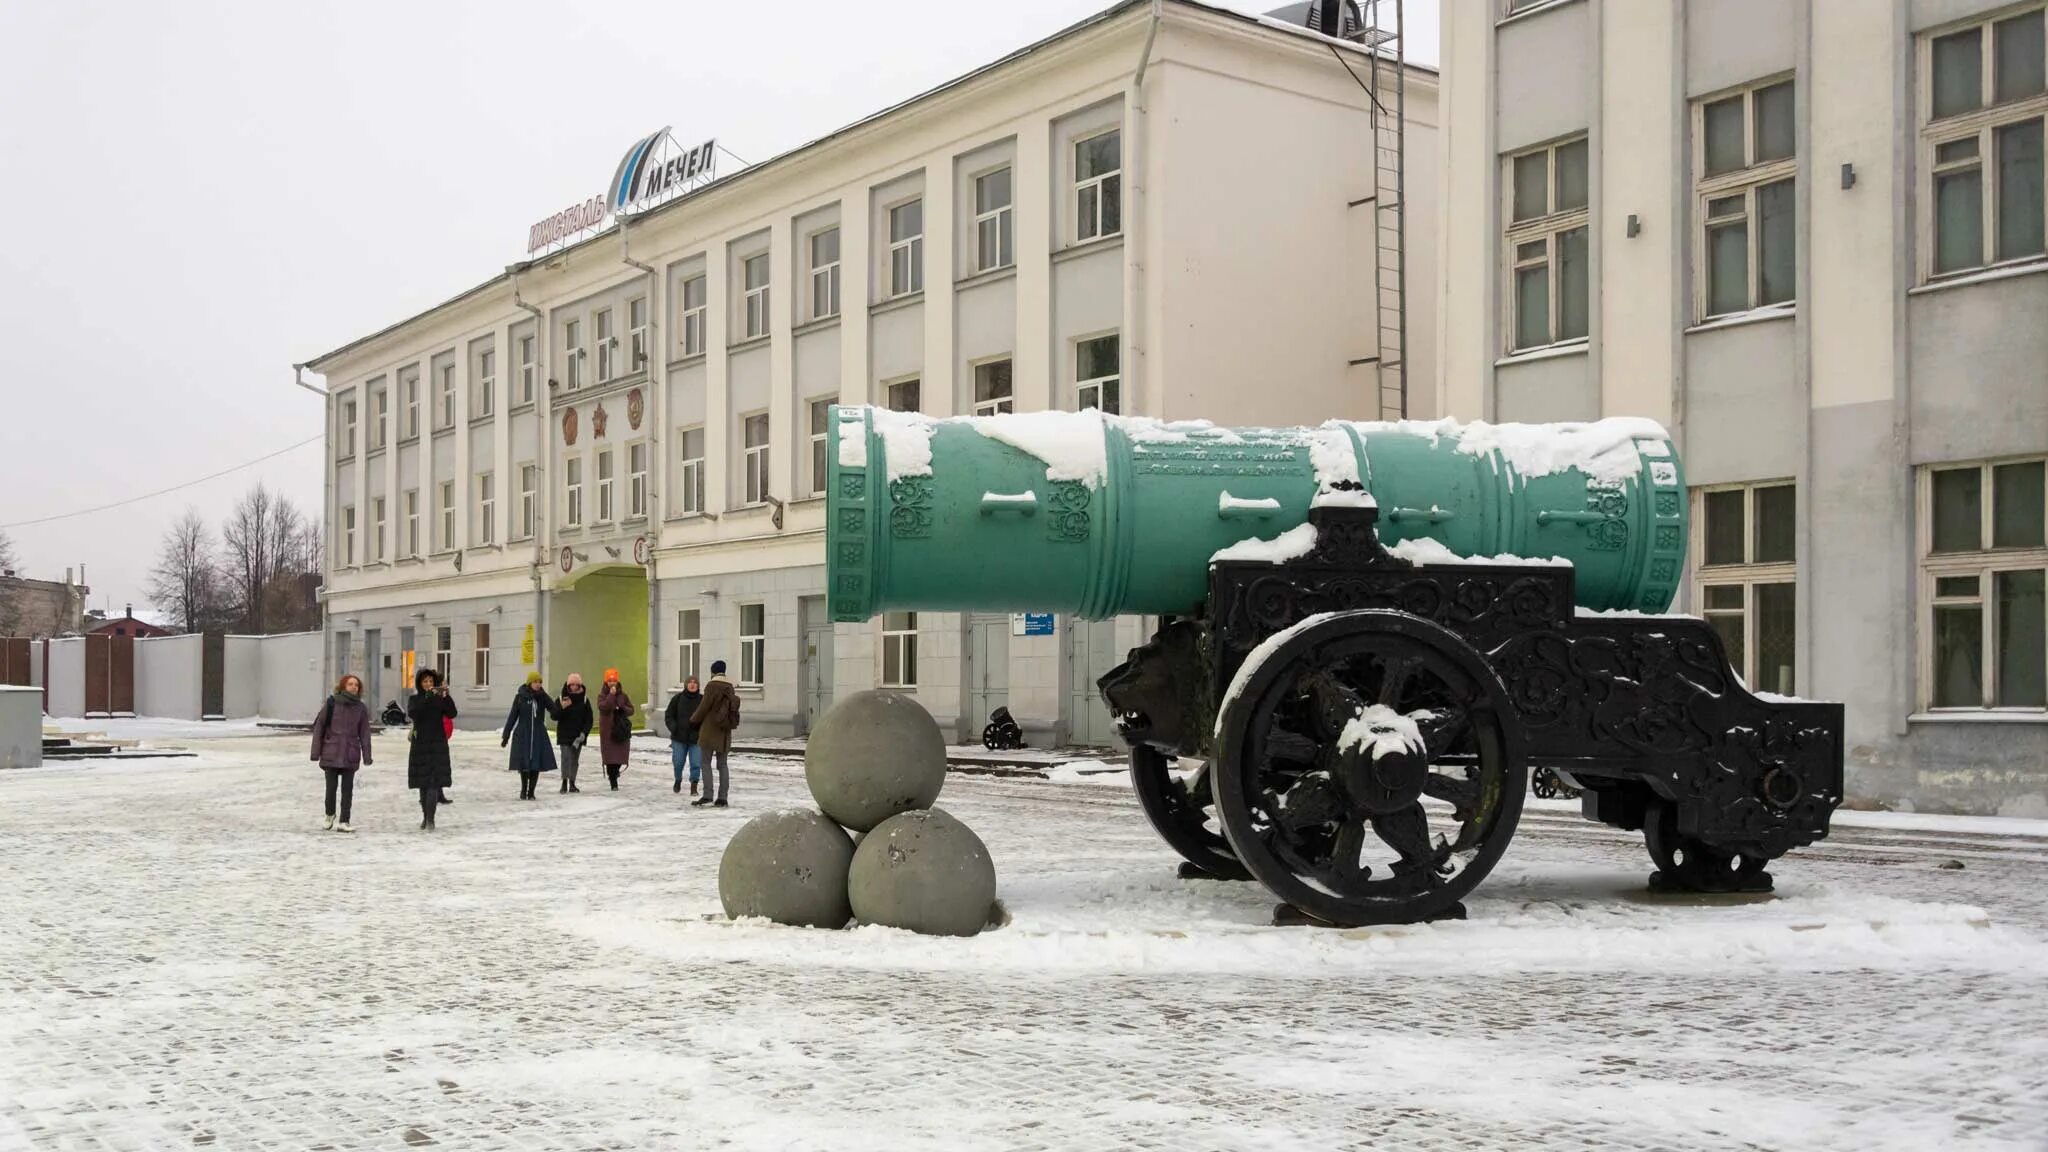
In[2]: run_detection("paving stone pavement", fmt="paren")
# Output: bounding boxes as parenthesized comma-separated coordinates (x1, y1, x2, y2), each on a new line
(2, 733, 2045, 1151)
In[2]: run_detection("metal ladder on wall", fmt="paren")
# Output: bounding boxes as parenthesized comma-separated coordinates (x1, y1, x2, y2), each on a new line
(1349, 0, 1407, 421)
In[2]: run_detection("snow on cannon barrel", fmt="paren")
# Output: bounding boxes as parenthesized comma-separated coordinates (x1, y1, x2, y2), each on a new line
(823, 404, 1688, 621)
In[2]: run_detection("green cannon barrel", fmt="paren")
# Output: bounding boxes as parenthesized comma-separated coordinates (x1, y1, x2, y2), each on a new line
(824, 406, 1687, 621)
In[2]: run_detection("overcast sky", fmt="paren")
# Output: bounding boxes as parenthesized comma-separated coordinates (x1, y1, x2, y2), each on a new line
(0, 0, 1436, 619)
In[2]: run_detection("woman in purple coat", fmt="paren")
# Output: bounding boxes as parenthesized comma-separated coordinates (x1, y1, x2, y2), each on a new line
(309, 674, 373, 833)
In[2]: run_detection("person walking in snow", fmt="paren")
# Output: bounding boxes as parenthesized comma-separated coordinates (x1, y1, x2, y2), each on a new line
(501, 672, 560, 800)
(689, 661, 738, 808)
(407, 667, 458, 831)
(309, 673, 373, 833)
(555, 673, 592, 794)
(665, 676, 704, 796)
(595, 669, 635, 791)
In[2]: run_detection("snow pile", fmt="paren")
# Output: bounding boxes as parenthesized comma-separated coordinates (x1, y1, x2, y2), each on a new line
(868, 407, 935, 481)
(1575, 606, 1695, 620)
(834, 408, 868, 468)
(981, 490, 1038, 510)
(1312, 485, 1377, 510)
(971, 409, 1109, 487)
(1387, 537, 1570, 567)
(1121, 416, 1244, 445)
(1308, 425, 1363, 490)
(1217, 492, 1281, 514)
(1337, 705, 1435, 761)
(1211, 524, 1318, 565)
(1045, 759, 1130, 787)
(1348, 415, 1672, 487)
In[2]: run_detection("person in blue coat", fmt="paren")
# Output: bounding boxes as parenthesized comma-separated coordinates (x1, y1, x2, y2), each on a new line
(501, 671, 561, 800)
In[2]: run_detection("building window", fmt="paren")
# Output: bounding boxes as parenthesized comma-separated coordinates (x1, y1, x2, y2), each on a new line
(678, 608, 702, 682)
(974, 167, 1014, 272)
(439, 480, 455, 551)
(372, 496, 387, 563)
(627, 297, 649, 373)
(473, 622, 492, 690)
(1922, 458, 2046, 710)
(334, 631, 351, 676)
(596, 448, 615, 522)
(1925, 9, 2047, 277)
(476, 348, 496, 419)
(517, 463, 537, 540)
(1694, 482, 1798, 695)
(742, 413, 770, 506)
(739, 603, 766, 687)
(681, 275, 708, 356)
(436, 362, 455, 431)
(342, 505, 356, 567)
(888, 199, 925, 297)
(1504, 135, 1590, 350)
(808, 399, 833, 496)
(887, 378, 921, 413)
(882, 611, 918, 687)
(566, 456, 584, 528)
(1694, 80, 1796, 319)
(678, 427, 705, 515)
(476, 472, 495, 546)
(434, 625, 452, 680)
(973, 359, 1014, 416)
(401, 370, 421, 440)
(517, 334, 536, 406)
(743, 253, 771, 340)
(594, 308, 615, 383)
(370, 385, 388, 451)
(628, 441, 649, 519)
(810, 227, 841, 321)
(565, 318, 584, 390)
(1076, 130, 1122, 241)
(339, 397, 357, 459)
(403, 489, 420, 559)
(1077, 334, 1121, 414)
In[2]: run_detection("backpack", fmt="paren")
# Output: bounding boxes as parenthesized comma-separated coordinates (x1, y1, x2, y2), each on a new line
(723, 688, 741, 731)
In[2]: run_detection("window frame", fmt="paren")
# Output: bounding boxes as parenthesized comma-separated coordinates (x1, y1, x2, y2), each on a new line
(973, 166, 1015, 273)
(403, 488, 420, 560)
(372, 496, 387, 563)
(1691, 481, 1799, 695)
(1076, 333, 1121, 414)
(887, 198, 925, 298)
(564, 317, 584, 391)
(596, 447, 615, 523)
(438, 480, 455, 552)
(476, 347, 496, 419)
(808, 398, 833, 497)
(434, 625, 452, 680)
(475, 472, 495, 546)
(743, 253, 771, 340)
(1692, 77, 1799, 320)
(1919, 7, 2048, 280)
(1502, 134, 1592, 351)
(565, 455, 584, 529)
(741, 412, 770, 507)
(886, 377, 921, 414)
(473, 622, 491, 690)
(627, 440, 649, 519)
(436, 362, 456, 431)
(881, 611, 918, 688)
(680, 275, 708, 357)
(677, 608, 702, 683)
(1074, 129, 1123, 243)
(517, 334, 536, 407)
(342, 505, 356, 568)
(739, 603, 767, 687)
(809, 227, 842, 321)
(400, 369, 421, 441)
(1917, 456, 2048, 712)
(677, 426, 706, 516)
(594, 308, 615, 383)
(370, 384, 388, 451)
(517, 463, 537, 541)
(973, 358, 1015, 416)
(339, 397, 358, 458)
(627, 296, 649, 374)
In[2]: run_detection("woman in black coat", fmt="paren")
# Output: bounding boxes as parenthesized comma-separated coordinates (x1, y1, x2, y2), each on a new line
(408, 667, 458, 830)
(555, 674, 593, 793)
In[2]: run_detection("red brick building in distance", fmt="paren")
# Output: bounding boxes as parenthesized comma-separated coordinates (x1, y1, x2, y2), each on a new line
(87, 605, 172, 640)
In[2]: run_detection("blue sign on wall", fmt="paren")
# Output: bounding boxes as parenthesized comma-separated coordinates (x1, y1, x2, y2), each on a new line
(1013, 612, 1055, 637)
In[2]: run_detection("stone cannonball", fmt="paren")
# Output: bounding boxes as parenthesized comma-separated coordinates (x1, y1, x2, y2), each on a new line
(847, 807, 997, 937)
(718, 808, 856, 929)
(804, 689, 947, 833)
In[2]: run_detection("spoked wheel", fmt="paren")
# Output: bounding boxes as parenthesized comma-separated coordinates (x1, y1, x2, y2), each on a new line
(1129, 745, 1253, 881)
(1214, 610, 1526, 927)
(1644, 799, 1773, 894)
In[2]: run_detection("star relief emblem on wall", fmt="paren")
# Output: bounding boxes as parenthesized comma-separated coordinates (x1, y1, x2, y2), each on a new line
(593, 403, 609, 439)
(562, 408, 579, 446)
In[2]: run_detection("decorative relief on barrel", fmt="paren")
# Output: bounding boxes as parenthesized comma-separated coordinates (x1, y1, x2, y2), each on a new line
(889, 477, 934, 538)
(1583, 484, 1629, 551)
(839, 474, 866, 501)
(1046, 481, 1091, 542)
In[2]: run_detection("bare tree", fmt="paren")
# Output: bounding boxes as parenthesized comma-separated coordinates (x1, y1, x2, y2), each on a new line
(0, 528, 17, 574)
(220, 484, 324, 634)
(0, 528, 19, 636)
(145, 510, 225, 634)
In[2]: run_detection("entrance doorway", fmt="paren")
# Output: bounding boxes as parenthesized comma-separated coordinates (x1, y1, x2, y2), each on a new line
(967, 614, 1009, 734)
(548, 569, 651, 715)
(1064, 617, 1120, 747)
(798, 596, 833, 735)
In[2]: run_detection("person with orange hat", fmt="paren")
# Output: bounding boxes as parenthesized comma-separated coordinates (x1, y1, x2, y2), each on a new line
(595, 667, 636, 791)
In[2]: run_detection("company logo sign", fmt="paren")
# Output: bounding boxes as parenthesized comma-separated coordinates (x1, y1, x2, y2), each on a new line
(526, 127, 718, 255)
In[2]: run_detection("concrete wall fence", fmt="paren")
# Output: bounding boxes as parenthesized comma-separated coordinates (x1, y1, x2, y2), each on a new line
(0, 685, 41, 769)
(40, 631, 326, 722)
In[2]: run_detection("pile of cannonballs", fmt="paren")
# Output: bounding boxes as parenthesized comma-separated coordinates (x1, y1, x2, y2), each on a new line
(716, 689, 998, 936)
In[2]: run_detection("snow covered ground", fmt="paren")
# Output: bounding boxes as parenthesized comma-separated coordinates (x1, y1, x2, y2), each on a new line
(3, 730, 2045, 1150)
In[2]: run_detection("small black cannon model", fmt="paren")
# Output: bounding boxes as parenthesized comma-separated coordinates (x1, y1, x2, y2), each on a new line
(825, 406, 1845, 927)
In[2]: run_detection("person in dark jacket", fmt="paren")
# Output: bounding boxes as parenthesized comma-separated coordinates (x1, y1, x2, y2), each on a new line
(595, 668, 635, 791)
(555, 673, 592, 793)
(407, 668, 458, 831)
(501, 672, 561, 799)
(665, 676, 704, 796)
(689, 662, 738, 808)
(309, 674, 373, 832)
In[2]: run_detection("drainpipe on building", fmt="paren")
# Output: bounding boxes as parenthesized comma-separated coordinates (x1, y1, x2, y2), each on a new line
(1129, 0, 1161, 416)
(509, 264, 549, 679)
(290, 362, 332, 690)
(620, 221, 666, 721)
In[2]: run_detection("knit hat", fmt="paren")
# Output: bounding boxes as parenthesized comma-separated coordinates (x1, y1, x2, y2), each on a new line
(603, 667, 620, 683)
(526, 671, 544, 687)
(711, 660, 727, 674)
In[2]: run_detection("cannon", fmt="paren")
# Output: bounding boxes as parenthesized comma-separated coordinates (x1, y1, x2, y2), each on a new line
(825, 405, 1844, 927)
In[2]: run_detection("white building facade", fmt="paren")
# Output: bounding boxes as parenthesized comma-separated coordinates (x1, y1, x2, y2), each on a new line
(1438, 0, 2047, 814)
(309, 0, 1439, 747)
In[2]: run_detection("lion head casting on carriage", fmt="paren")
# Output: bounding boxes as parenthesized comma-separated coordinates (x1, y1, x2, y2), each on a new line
(823, 404, 1843, 928)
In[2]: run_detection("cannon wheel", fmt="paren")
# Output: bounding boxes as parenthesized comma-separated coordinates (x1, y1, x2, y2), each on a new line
(1129, 745, 1253, 881)
(1214, 610, 1525, 927)
(1644, 799, 1774, 894)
